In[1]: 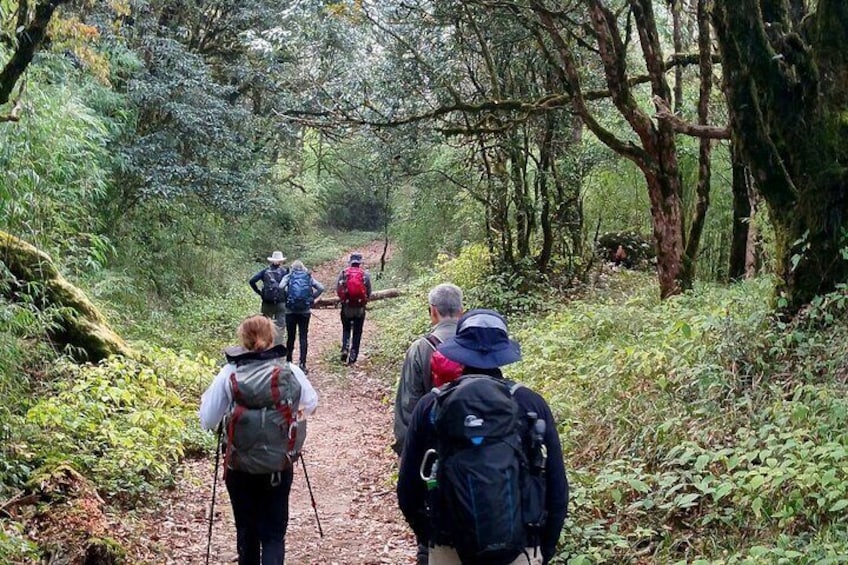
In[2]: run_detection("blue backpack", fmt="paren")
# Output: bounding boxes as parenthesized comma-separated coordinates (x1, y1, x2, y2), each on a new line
(286, 271, 313, 311)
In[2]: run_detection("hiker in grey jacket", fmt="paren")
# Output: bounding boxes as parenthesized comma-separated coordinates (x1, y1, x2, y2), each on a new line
(393, 283, 464, 456)
(392, 283, 463, 565)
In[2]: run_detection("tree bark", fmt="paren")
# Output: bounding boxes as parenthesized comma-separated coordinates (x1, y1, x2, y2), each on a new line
(728, 138, 752, 280)
(714, 0, 848, 311)
(0, 231, 133, 362)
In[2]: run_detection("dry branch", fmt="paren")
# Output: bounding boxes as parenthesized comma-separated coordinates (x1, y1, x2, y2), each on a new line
(313, 288, 401, 309)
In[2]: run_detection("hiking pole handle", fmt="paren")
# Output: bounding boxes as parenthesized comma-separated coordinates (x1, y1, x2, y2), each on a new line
(299, 453, 324, 538)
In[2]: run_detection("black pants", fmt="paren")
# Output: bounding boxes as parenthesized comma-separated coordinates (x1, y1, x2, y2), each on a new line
(340, 311, 365, 362)
(225, 468, 294, 565)
(285, 312, 311, 365)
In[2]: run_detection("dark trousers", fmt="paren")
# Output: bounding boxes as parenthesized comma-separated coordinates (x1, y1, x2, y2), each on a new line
(340, 311, 365, 362)
(261, 301, 286, 340)
(285, 312, 311, 365)
(225, 468, 294, 565)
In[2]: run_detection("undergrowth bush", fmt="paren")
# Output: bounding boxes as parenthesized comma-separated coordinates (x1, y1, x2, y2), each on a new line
(23, 347, 215, 502)
(374, 262, 848, 563)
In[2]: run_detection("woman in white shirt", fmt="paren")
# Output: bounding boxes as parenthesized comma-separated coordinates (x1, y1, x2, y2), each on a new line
(200, 315, 318, 565)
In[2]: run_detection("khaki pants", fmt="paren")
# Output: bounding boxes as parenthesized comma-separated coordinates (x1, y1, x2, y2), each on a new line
(428, 545, 543, 565)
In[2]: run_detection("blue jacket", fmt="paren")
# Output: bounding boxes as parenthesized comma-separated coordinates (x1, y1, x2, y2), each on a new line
(396, 372, 569, 563)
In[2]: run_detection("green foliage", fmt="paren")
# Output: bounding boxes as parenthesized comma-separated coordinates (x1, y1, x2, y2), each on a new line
(24, 349, 215, 501)
(375, 264, 848, 562)
(393, 147, 485, 272)
(0, 55, 116, 274)
(0, 521, 39, 563)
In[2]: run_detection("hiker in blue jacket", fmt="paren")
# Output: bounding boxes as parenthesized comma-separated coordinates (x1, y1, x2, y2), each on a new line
(248, 251, 290, 333)
(397, 309, 569, 565)
(279, 260, 325, 374)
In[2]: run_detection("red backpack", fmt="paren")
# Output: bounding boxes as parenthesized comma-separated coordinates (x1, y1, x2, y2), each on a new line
(424, 334, 464, 387)
(338, 266, 368, 307)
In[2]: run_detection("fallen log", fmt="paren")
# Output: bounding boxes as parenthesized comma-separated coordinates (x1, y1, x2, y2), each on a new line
(0, 230, 134, 362)
(313, 288, 401, 309)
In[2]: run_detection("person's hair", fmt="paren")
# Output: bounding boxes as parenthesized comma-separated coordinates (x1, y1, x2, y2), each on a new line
(428, 283, 463, 318)
(237, 315, 276, 351)
(291, 260, 305, 271)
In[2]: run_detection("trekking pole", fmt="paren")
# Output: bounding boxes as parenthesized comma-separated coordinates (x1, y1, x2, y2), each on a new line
(205, 424, 223, 565)
(299, 453, 324, 538)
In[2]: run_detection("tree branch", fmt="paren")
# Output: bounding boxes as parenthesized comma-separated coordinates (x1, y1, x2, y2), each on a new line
(653, 96, 730, 139)
(0, 0, 68, 107)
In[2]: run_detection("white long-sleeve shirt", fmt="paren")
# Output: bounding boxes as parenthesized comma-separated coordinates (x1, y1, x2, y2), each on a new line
(199, 362, 318, 431)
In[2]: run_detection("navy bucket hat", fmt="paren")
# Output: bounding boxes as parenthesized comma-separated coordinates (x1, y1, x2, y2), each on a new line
(349, 252, 363, 265)
(437, 309, 522, 369)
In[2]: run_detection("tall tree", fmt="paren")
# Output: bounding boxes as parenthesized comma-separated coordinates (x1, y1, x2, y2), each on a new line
(713, 0, 848, 311)
(528, 0, 725, 297)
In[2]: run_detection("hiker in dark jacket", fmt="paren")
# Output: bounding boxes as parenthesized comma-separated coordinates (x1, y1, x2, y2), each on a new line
(393, 283, 463, 564)
(336, 252, 372, 365)
(397, 309, 568, 565)
(200, 315, 318, 565)
(248, 251, 290, 333)
(279, 260, 325, 374)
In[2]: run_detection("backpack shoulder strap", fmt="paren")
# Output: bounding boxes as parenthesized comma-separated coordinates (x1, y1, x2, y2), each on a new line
(423, 333, 441, 351)
(508, 381, 524, 396)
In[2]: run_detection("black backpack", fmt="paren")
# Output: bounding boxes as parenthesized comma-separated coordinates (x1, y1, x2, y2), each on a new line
(286, 270, 313, 311)
(426, 375, 548, 564)
(261, 267, 285, 303)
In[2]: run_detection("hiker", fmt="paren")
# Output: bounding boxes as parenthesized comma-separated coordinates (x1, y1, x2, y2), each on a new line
(336, 252, 371, 365)
(199, 315, 318, 565)
(279, 260, 325, 374)
(392, 283, 464, 564)
(393, 283, 464, 455)
(397, 309, 569, 565)
(248, 251, 290, 332)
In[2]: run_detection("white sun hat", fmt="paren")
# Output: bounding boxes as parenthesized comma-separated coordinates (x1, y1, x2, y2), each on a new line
(267, 251, 287, 263)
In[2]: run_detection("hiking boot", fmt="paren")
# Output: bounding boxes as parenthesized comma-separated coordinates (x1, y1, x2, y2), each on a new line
(298, 362, 309, 375)
(340, 348, 349, 363)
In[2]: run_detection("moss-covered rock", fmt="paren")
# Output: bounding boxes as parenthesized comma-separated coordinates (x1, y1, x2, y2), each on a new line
(0, 230, 133, 362)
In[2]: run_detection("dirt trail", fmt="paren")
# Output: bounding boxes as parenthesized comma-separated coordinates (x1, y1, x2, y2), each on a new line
(119, 241, 416, 564)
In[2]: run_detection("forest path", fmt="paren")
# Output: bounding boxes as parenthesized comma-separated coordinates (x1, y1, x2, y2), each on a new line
(125, 241, 416, 564)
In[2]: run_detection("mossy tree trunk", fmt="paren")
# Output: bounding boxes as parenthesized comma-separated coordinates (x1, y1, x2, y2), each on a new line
(0, 231, 133, 362)
(714, 0, 848, 312)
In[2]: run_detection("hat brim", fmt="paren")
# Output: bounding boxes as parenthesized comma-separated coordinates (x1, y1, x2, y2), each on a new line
(437, 336, 522, 369)
(267, 257, 286, 262)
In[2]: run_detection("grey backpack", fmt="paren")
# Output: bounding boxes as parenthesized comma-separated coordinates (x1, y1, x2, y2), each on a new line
(223, 345, 307, 473)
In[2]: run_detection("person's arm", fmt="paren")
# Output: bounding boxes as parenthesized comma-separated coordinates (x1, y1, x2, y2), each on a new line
(248, 268, 265, 296)
(279, 274, 290, 302)
(397, 394, 433, 541)
(199, 364, 234, 430)
(291, 364, 318, 416)
(364, 271, 372, 297)
(311, 278, 325, 299)
(539, 400, 568, 564)
(393, 339, 428, 454)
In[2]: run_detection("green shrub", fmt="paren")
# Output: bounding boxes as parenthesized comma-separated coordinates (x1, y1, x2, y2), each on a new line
(0, 521, 39, 563)
(374, 265, 848, 562)
(24, 349, 215, 501)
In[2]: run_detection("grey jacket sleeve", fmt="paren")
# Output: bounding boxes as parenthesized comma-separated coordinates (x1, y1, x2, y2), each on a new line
(392, 337, 435, 455)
